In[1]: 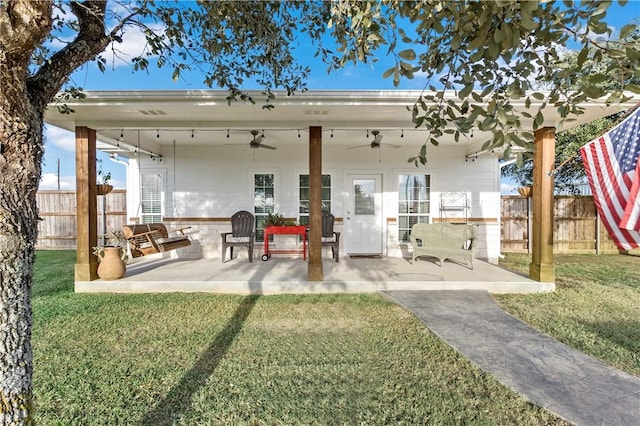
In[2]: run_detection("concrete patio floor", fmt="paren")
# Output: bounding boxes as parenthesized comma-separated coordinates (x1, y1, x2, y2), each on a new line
(76, 254, 554, 294)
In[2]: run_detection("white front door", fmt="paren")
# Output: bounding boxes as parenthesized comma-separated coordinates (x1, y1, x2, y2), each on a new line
(344, 174, 383, 254)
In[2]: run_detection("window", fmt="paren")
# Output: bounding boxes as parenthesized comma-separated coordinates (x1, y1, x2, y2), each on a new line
(354, 179, 375, 215)
(398, 174, 431, 242)
(140, 173, 162, 224)
(299, 174, 331, 225)
(254, 173, 275, 241)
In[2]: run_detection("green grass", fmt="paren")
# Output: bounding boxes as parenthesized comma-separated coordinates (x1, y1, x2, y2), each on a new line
(31, 251, 565, 425)
(496, 253, 640, 377)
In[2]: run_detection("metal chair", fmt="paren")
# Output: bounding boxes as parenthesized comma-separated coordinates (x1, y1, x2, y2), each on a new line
(221, 210, 255, 262)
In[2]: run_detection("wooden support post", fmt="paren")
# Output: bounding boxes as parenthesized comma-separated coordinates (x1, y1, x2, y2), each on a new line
(307, 126, 324, 281)
(74, 126, 98, 281)
(529, 127, 555, 282)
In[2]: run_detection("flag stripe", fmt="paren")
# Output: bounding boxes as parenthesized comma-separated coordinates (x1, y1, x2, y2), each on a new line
(620, 158, 640, 231)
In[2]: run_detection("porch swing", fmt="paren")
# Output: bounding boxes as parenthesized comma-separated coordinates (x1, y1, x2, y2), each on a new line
(123, 136, 192, 258)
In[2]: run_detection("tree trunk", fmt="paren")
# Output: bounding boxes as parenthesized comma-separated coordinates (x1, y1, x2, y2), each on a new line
(0, 74, 43, 426)
(0, 1, 113, 421)
(0, 1, 50, 421)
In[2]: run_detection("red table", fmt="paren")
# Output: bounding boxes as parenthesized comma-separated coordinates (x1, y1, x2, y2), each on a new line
(262, 225, 307, 261)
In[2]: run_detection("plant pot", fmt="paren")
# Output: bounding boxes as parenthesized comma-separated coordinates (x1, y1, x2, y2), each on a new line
(97, 184, 113, 196)
(96, 246, 126, 280)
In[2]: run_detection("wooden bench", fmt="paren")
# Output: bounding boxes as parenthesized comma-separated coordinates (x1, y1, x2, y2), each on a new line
(410, 222, 476, 268)
(122, 223, 191, 258)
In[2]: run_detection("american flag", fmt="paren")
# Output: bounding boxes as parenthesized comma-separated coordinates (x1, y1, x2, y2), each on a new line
(580, 106, 640, 251)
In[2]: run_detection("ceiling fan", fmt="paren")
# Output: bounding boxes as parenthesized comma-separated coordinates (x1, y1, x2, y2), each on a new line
(347, 130, 400, 149)
(249, 130, 276, 150)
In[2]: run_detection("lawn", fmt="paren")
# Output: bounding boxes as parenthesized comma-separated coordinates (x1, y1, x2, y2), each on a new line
(31, 251, 565, 425)
(496, 252, 640, 377)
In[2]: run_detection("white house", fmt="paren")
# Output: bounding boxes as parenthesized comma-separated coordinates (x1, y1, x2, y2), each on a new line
(44, 90, 634, 284)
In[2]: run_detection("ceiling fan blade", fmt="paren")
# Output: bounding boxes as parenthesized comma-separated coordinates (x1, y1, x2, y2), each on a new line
(259, 144, 277, 150)
(347, 145, 370, 149)
(383, 143, 401, 149)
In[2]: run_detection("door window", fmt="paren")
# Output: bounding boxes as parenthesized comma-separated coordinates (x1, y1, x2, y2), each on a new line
(354, 179, 375, 215)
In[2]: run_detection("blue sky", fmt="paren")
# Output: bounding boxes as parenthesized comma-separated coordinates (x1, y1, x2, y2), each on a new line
(40, 2, 640, 194)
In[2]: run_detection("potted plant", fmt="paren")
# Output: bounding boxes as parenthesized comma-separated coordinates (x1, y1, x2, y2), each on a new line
(517, 186, 533, 198)
(96, 159, 113, 195)
(263, 213, 300, 253)
(93, 231, 128, 280)
(264, 212, 297, 226)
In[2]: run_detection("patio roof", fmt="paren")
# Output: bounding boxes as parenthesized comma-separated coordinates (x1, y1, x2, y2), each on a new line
(44, 90, 638, 159)
(75, 254, 554, 295)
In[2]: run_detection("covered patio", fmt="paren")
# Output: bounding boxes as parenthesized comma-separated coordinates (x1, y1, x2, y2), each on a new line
(75, 253, 552, 295)
(44, 89, 639, 290)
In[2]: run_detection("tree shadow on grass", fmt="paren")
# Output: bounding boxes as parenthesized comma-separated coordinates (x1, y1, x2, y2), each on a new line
(139, 295, 260, 425)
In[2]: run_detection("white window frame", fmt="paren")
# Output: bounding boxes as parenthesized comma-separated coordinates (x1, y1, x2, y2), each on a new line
(138, 169, 166, 224)
(397, 172, 432, 243)
(252, 170, 278, 242)
(297, 172, 332, 226)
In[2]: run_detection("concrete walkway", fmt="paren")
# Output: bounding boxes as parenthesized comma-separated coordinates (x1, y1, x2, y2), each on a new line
(381, 290, 640, 426)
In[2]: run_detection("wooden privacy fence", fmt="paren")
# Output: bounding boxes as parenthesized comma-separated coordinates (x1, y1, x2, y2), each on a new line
(36, 190, 126, 249)
(501, 195, 619, 253)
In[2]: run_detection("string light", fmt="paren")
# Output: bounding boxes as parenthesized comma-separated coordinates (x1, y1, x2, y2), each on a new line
(191, 130, 194, 138)
(401, 130, 404, 138)
(226, 130, 230, 138)
(156, 130, 160, 139)
(330, 129, 334, 138)
(297, 130, 301, 138)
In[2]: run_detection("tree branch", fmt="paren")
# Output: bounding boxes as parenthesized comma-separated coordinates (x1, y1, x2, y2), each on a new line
(27, 1, 134, 108)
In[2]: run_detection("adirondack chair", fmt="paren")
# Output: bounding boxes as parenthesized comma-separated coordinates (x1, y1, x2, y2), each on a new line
(122, 223, 192, 258)
(321, 212, 341, 262)
(307, 211, 340, 262)
(221, 210, 256, 262)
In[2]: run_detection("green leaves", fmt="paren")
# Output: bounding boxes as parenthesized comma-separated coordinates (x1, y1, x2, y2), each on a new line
(397, 49, 416, 61)
(40, 0, 638, 167)
(619, 24, 636, 40)
(327, 1, 636, 164)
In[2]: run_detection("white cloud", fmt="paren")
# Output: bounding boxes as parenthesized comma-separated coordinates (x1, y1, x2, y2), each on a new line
(45, 125, 75, 152)
(109, 178, 126, 190)
(500, 180, 519, 195)
(104, 24, 164, 68)
(39, 173, 75, 190)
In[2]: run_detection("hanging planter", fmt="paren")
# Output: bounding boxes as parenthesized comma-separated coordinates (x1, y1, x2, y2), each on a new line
(96, 158, 113, 195)
(97, 184, 113, 196)
(518, 186, 533, 198)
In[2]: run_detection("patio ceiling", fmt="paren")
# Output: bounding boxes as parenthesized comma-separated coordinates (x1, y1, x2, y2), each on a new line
(44, 89, 637, 159)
